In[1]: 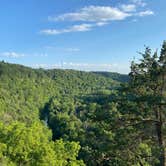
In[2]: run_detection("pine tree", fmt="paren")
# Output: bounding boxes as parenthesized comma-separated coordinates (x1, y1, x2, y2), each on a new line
(127, 42, 166, 166)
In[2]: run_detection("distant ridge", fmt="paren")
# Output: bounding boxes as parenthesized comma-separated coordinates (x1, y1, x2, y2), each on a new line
(93, 71, 129, 83)
(0, 61, 128, 83)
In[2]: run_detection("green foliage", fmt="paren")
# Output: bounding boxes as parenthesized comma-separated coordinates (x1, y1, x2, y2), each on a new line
(0, 122, 85, 166)
(0, 62, 118, 124)
(0, 61, 121, 165)
(1, 41, 166, 166)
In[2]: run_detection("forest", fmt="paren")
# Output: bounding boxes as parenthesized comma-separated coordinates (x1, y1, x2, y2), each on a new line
(0, 41, 166, 166)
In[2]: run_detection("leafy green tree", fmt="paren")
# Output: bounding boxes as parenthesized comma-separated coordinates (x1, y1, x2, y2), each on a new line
(0, 122, 85, 166)
(126, 42, 166, 166)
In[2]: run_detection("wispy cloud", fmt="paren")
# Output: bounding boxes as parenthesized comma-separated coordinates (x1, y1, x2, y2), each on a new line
(0, 52, 48, 58)
(0, 52, 25, 58)
(136, 10, 154, 16)
(44, 45, 80, 52)
(65, 48, 80, 52)
(96, 22, 109, 26)
(41, 1, 154, 35)
(33, 53, 48, 57)
(120, 4, 136, 12)
(130, 0, 147, 7)
(40, 23, 93, 35)
(49, 6, 131, 22)
(40, 22, 109, 35)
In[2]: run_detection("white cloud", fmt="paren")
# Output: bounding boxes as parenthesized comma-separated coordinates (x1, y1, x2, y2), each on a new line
(49, 6, 131, 22)
(45, 45, 80, 52)
(41, 2, 154, 35)
(130, 0, 147, 7)
(41, 21, 112, 35)
(70, 24, 93, 31)
(33, 53, 48, 57)
(120, 4, 136, 12)
(40, 29, 62, 35)
(0, 52, 49, 58)
(0, 52, 25, 58)
(65, 48, 80, 52)
(96, 22, 108, 26)
(40, 23, 93, 35)
(137, 10, 154, 16)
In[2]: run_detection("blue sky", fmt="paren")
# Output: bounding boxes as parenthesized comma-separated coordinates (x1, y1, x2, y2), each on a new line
(0, 0, 165, 73)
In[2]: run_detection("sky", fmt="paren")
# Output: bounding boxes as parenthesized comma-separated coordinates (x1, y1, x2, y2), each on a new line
(0, 0, 166, 73)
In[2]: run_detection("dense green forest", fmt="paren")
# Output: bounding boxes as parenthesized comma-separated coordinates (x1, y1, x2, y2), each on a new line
(0, 41, 166, 166)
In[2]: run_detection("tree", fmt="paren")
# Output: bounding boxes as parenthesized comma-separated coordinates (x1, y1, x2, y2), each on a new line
(126, 42, 166, 166)
(0, 121, 85, 166)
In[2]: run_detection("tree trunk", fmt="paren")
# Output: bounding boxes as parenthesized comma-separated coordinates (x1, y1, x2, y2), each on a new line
(156, 68, 166, 166)
(155, 109, 165, 166)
